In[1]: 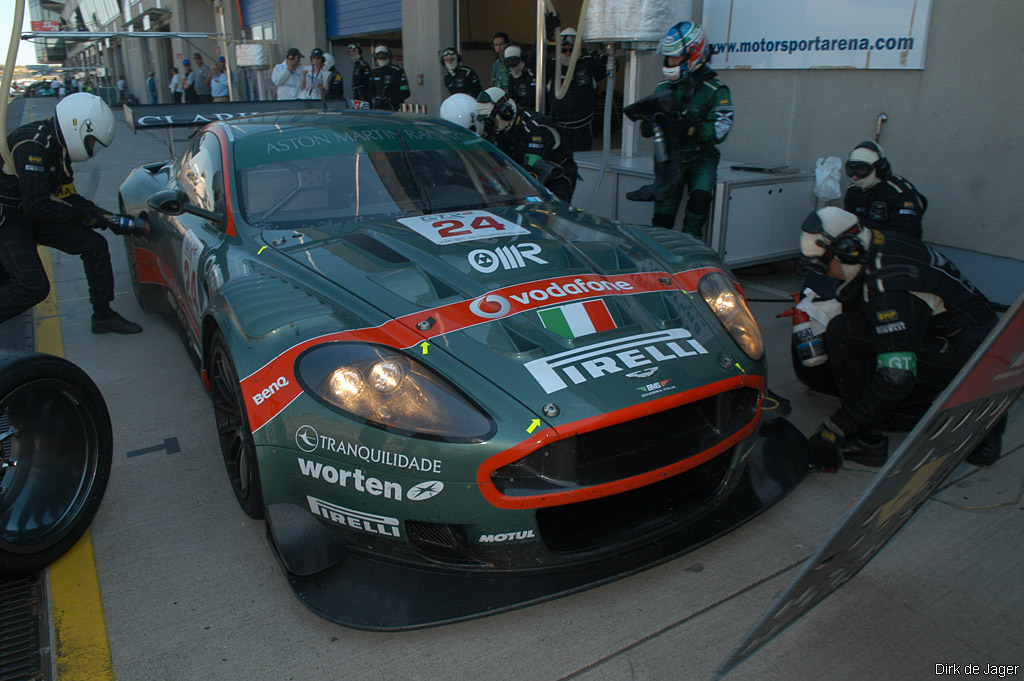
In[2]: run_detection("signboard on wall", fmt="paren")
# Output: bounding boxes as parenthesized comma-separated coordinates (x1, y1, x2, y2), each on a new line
(702, 0, 931, 69)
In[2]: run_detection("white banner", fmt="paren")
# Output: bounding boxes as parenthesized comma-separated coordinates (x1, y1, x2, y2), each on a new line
(702, 0, 931, 70)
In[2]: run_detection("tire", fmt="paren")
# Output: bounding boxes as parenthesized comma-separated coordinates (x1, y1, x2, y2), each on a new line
(0, 351, 113, 579)
(209, 333, 265, 519)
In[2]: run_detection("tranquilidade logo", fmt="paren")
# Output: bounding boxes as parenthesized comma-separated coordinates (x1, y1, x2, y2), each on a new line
(295, 424, 319, 452)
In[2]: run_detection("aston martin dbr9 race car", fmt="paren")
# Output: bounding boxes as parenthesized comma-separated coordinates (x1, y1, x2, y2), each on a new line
(118, 104, 807, 629)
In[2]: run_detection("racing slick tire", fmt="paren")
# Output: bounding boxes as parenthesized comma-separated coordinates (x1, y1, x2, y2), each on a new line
(0, 350, 113, 579)
(209, 332, 265, 519)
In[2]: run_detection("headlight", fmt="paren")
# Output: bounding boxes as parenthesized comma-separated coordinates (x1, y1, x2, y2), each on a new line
(296, 343, 495, 442)
(697, 271, 764, 361)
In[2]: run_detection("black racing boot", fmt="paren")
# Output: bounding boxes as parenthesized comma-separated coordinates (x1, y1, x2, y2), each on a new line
(92, 308, 143, 334)
(966, 415, 1006, 467)
(843, 430, 889, 467)
(626, 161, 681, 202)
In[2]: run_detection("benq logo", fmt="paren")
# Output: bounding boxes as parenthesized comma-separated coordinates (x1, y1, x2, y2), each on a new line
(295, 424, 318, 452)
(252, 376, 290, 405)
(469, 294, 511, 319)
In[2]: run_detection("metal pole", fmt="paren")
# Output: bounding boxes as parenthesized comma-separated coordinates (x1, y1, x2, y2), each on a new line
(535, 0, 545, 113)
(215, 0, 234, 101)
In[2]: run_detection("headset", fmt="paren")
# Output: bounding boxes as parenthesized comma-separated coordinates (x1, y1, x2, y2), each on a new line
(847, 140, 891, 179)
(801, 211, 871, 265)
(479, 89, 515, 121)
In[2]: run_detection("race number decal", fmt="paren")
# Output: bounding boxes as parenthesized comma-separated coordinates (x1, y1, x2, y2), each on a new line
(397, 210, 530, 245)
(181, 230, 206, 321)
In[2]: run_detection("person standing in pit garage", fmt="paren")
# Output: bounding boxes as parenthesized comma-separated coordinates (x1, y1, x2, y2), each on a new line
(348, 44, 371, 102)
(273, 48, 306, 100)
(369, 46, 410, 111)
(843, 141, 927, 240)
(797, 207, 1004, 471)
(547, 28, 609, 152)
(0, 93, 149, 334)
(441, 47, 482, 98)
(502, 44, 536, 110)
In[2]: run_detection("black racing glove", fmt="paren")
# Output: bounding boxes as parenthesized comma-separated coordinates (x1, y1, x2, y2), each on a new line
(107, 214, 151, 237)
(545, 12, 561, 41)
(808, 419, 844, 473)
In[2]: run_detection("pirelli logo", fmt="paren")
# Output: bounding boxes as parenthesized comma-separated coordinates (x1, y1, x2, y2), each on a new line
(524, 329, 708, 394)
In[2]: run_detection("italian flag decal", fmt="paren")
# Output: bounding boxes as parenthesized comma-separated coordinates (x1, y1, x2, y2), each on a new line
(538, 300, 616, 339)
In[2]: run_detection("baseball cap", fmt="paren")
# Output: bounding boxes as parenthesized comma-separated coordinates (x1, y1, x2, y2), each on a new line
(218, 55, 225, 62)
(310, 48, 324, 59)
(182, 59, 190, 65)
(286, 47, 304, 58)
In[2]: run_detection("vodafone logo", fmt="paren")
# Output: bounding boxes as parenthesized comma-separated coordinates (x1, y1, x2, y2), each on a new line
(469, 294, 511, 319)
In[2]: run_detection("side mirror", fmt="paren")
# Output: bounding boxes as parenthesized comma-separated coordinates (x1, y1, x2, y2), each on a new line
(147, 189, 186, 215)
(146, 189, 225, 224)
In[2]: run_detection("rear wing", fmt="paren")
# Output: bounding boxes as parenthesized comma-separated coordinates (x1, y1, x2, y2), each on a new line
(123, 99, 371, 132)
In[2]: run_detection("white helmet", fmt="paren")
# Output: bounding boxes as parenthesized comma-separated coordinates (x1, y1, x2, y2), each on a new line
(374, 45, 391, 66)
(477, 86, 515, 133)
(323, 53, 336, 71)
(55, 92, 115, 163)
(440, 94, 481, 134)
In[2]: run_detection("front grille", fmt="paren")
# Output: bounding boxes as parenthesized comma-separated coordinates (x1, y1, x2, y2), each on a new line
(492, 387, 759, 496)
(537, 452, 733, 553)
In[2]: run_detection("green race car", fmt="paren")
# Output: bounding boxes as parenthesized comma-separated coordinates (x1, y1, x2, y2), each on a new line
(118, 104, 807, 629)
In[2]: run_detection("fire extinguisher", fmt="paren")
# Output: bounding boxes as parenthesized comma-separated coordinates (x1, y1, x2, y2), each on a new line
(779, 292, 828, 367)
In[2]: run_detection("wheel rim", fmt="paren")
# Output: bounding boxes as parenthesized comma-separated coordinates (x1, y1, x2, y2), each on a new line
(0, 379, 101, 553)
(210, 346, 255, 501)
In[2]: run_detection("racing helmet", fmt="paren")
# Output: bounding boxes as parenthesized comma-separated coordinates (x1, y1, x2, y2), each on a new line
(55, 92, 116, 163)
(799, 207, 873, 281)
(323, 53, 337, 71)
(560, 28, 577, 51)
(503, 44, 525, 77)
(846, 141, 889, 189)
(374, 45, 392, 66)
(440, 93, 481, 134)
(441, 46, 460, 70)
(477, 87, 516, 133)
(659, 21, 708, 82)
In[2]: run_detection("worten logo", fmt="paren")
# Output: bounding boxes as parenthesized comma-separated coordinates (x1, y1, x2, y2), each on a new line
(307, 496, 401, 538)
(524, 329, 708, 394)
(298, 458, 444, 501)
(468, 243, 547, 273)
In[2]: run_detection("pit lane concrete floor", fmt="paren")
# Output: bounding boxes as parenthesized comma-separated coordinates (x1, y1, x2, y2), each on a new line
(14, 96, 1024, 681)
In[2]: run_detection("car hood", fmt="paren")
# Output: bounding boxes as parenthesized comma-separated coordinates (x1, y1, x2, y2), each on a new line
(261, 204, 759, 421)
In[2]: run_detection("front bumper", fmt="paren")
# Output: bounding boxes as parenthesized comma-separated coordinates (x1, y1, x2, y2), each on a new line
(266, 417, 808, 630)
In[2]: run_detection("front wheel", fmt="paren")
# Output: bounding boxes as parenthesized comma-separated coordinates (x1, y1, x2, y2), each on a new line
(209, 333, 265, 519)
(0, 351, 113, 579)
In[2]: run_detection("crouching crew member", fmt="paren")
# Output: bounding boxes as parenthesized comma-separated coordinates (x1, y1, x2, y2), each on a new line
(799, 207, 1003, 471)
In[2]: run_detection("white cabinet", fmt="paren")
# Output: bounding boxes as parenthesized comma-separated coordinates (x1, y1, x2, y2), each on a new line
(709, 172, 816, 268)
(573, 153, 815, 268)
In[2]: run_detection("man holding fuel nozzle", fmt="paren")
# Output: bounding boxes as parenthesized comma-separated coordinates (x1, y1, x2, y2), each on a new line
(0, 93, 149, 334)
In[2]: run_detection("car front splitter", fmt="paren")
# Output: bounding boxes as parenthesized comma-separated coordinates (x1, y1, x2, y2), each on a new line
(269, 417, 809, 630)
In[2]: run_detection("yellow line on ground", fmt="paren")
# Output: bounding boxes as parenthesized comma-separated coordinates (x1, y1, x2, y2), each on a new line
(35, 246, 64, 357)
(35, 246, 116, 681)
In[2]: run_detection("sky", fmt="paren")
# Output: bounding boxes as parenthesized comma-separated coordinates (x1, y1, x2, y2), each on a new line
(1, 12, 38, 67)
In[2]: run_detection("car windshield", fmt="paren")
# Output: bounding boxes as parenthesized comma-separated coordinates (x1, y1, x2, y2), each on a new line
(233, 123, 542, 227)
